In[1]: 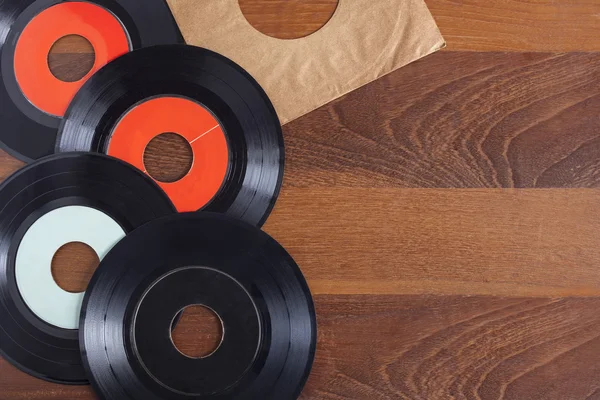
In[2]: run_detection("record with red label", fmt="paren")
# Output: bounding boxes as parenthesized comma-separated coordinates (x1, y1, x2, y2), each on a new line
(0, 0, 183, 162)
(56, 45, 284, 227)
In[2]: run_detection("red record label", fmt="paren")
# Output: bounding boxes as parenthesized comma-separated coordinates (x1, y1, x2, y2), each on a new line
(107, 96, 230, 212)
(14, 2, 130, 117)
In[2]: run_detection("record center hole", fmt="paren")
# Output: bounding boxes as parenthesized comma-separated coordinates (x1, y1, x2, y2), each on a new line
(143, 133, 194, 183)
(171, 305, 224, 359)
(51, 242, 99, 293)
(239, 0, 339, 39)
(48, 35, 95, 82)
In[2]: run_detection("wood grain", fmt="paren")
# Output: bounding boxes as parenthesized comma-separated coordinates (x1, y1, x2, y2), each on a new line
(2, 1, 600, 399)
(301, 295, 600, 400)
(51, 242, 99, 294)
(264, 188, 600, 298)
(284, 52, 600, 189)
(143, 132, 193, 183)
(238, 0, 339, 39)
(425, 0, 600, 52)
(170, 305, 223, 359)
(47, 35, 95, 82)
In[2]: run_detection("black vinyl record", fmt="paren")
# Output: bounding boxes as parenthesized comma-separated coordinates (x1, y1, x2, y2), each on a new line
(0, 0, 183, 162)
(81, 213, 316, 400)
(0, 153, 175, 384)
(56, 44, 284, 227)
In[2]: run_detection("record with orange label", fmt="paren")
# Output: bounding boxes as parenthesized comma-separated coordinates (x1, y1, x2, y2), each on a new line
(56, 45, 284, 227)
(0, 0, 183, 162)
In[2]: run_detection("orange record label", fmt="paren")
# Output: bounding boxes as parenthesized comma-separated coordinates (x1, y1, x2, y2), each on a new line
(14, 2, 130, 117)
(107, 96, 230, 212)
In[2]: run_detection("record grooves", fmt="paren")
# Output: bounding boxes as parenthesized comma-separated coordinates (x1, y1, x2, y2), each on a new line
(0, 0, 183, 162)
(0, 153, 175, 384)
(56, 44, 284, 227)
(81, 213, 316, 399)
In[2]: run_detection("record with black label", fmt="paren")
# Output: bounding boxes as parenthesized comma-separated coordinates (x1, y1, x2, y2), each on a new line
(81, 212, 316, 399)
(0, 153, 175, 384)
(0, 0, 183, 162)
(56, 44, 284, 227)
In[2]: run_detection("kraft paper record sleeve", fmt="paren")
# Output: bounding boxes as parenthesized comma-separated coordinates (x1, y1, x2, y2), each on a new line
(166, 0, 445, 124)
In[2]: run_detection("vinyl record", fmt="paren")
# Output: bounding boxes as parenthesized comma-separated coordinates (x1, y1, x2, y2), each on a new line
(56, 44, 284, 227)
(81, 213, 316, 400)
(0, 0, 183, 162)
(0, 153, 175, 384)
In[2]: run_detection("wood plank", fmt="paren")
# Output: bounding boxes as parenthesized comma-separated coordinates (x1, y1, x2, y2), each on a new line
(41, 0, 600, 53)
(425, 0, 600, 52)
(4, 295, 600, 400)
(284, 52, 600, 189)
(264, 188, 600, 298)
(301, 295, 600, 400)
(238, 0, 600, 52)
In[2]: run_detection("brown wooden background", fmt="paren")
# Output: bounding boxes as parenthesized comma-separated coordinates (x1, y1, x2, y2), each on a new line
(2, 0, 600, 399)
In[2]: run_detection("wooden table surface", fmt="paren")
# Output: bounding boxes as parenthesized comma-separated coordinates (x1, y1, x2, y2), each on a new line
(2, 0, 600, 399)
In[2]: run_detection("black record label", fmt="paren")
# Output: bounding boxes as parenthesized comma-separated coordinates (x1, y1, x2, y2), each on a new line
(0, 0, 183, 162)
(81, 213, 316, 399)
(56, 44, 284, 227)
(0, 153, 175, 384)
